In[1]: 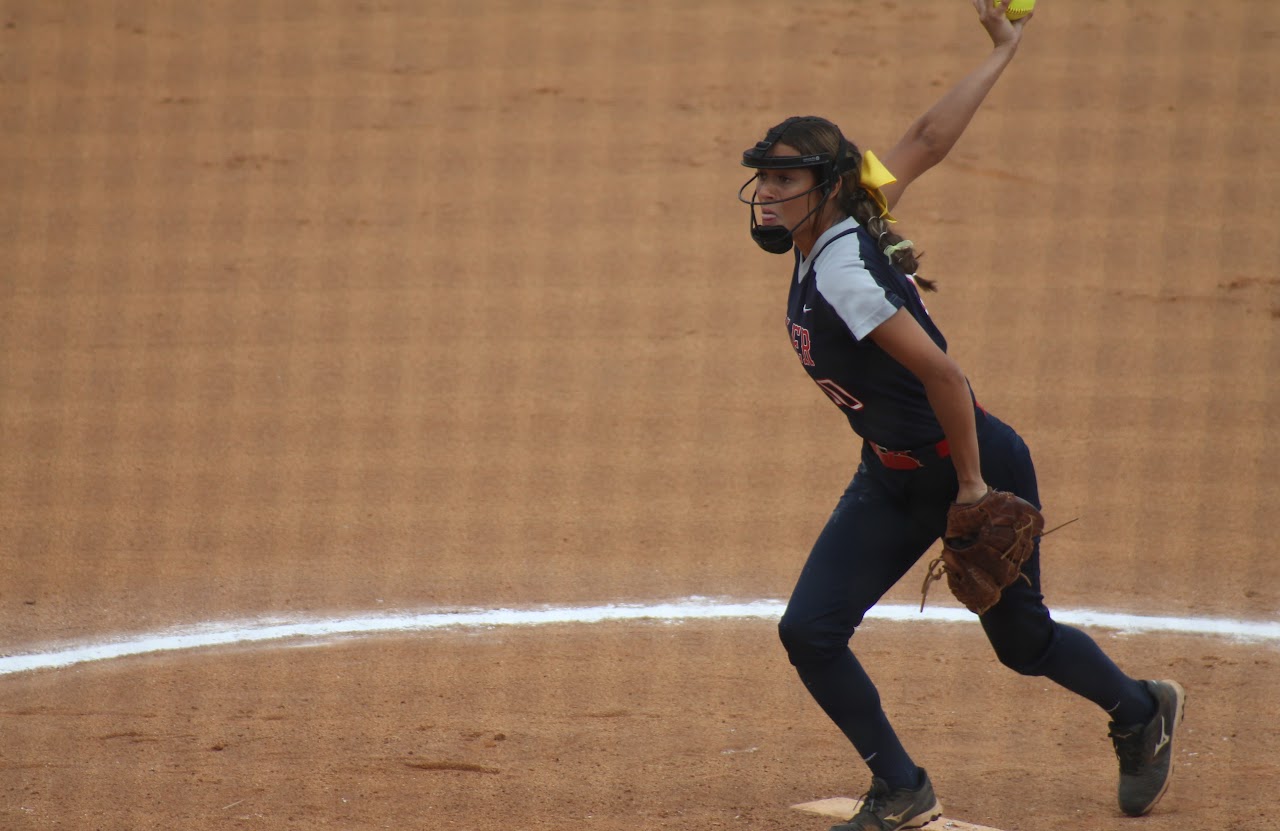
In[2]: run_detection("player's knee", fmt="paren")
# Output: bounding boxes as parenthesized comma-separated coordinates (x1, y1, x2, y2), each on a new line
(991, 641, 1046, 676)
(983, 601, 1055, 675)
(777, 614, 852, 667)
(988, 625, 1056, 676)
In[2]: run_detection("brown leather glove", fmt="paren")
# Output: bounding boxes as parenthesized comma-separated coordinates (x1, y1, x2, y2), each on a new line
(920, 488, 1045, 615)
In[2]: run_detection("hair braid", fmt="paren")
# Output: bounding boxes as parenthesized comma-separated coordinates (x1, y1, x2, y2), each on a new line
(843, 185, 936, 292)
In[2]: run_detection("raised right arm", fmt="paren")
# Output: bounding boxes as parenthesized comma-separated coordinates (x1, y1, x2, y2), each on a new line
(877, 0, 1032, 212)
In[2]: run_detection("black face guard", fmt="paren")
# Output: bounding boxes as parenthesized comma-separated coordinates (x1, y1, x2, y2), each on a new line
(738, 117, 854, 254)
(735, 174, 830, 255)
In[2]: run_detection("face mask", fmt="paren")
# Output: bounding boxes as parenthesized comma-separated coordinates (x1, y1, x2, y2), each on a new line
(737, 174, 834, 255)
(738, 117, 852, 255)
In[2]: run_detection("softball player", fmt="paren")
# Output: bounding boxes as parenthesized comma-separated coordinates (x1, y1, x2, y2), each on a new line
(739, 3, 1185, 829)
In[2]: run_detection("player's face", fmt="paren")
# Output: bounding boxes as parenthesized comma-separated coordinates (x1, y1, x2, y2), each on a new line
(752, 144, 820, 231)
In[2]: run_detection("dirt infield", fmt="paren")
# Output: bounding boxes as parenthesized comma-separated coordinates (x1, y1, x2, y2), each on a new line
(2, 1, 1278, 829)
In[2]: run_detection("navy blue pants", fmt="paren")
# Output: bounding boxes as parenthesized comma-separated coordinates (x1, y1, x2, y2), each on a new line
(777, 411, 1153, 788)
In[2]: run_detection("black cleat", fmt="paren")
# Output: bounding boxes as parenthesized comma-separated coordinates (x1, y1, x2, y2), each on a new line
(1108, 679, 1187, 817)
(830, 769, 942, 831)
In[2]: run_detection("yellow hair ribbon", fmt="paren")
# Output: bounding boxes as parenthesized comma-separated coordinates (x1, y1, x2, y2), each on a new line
(859, 149, 897, 222)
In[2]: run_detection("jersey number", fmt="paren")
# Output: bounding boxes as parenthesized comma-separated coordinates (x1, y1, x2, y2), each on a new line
(815, 378, 864, 411)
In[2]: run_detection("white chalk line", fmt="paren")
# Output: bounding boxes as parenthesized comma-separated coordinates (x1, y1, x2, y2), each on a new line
(1, 597, 1277, 677)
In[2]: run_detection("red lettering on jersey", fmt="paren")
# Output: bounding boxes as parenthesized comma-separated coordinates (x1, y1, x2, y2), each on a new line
(790, 323, 816, 367)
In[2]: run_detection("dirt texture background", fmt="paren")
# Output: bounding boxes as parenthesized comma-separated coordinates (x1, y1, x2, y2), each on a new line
(1, 1, 1278, 829)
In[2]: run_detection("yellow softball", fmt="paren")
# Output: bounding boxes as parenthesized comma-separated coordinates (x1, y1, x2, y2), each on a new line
(1004, 0, 1035, 20)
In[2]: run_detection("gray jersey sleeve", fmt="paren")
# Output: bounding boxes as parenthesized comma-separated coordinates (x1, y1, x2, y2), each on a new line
(813, 238, 899, 341)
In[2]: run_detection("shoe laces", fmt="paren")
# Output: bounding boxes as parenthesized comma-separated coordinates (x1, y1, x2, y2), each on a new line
(857, 778, 893, 816)
(1108, 723, 1145, 773)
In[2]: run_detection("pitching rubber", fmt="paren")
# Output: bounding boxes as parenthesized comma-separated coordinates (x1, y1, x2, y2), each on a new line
(791, 797, 1006, 831)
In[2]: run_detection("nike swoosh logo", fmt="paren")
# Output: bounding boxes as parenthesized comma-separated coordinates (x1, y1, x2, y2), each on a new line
(803, 305, 813, 312)
(1153, 716, 1171, 755)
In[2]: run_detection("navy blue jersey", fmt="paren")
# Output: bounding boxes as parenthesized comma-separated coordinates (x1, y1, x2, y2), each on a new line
(785, 216, 964, 449)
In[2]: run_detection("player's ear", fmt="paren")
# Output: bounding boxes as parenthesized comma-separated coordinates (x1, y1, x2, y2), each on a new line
(825, 171, 847, 201)
(820, 169, 841, 198)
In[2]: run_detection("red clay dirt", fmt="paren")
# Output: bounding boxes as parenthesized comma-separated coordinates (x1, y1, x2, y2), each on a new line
(2, 1, 1278, 829)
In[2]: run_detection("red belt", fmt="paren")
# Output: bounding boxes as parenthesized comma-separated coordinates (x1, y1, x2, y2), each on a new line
(867, 404, 984, 471)
(869, 438, 951, 470)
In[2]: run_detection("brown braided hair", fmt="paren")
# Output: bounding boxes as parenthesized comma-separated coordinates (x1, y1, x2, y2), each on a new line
(771, 116, 936, 292)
